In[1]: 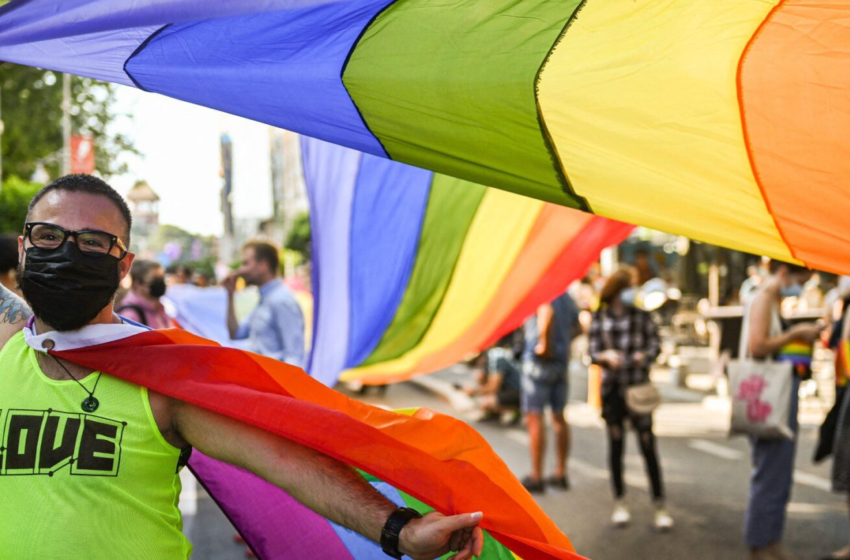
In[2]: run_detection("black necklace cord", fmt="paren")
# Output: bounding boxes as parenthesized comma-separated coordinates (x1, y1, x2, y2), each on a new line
(48, 353, 102, 413)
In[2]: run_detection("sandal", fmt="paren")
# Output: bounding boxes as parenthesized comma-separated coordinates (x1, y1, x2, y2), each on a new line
(521, 476, 545, 494)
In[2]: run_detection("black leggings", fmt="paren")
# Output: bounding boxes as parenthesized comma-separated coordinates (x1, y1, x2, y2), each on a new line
(607, 421, 664, 501)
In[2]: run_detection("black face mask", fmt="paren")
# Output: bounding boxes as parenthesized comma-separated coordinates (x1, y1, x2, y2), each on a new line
(18, 242, 122, 331)
(148, 277, 166, 298)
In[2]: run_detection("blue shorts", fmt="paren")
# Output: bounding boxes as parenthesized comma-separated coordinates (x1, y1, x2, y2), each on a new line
(521, 360, 568, 414)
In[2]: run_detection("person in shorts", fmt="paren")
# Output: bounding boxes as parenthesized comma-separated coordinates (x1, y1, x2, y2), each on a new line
(521, 292, 579, 494)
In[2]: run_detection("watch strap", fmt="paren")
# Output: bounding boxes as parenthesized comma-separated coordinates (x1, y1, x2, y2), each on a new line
(380, 507, 422, 559)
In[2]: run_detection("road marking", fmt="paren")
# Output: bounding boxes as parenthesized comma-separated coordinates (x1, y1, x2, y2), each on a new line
(794, 470, 832, 493)
(688, 439, 745, 461)
(506, 430, 529, 446)
(684, 440, 832, 493)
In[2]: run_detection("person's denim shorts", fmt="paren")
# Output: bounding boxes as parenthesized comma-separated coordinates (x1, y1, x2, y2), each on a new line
(521, 360, 568, 414)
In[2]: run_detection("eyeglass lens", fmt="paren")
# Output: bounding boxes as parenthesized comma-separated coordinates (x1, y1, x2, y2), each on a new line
(30, 224, 114, 255)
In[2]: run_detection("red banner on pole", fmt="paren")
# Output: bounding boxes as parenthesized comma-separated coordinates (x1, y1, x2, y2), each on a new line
(70, 135, 95, 174)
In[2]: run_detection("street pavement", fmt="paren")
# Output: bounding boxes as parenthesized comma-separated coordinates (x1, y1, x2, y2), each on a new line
(181, 366, 849, 560)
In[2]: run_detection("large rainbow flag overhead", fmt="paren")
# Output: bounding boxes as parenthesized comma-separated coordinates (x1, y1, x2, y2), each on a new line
(303, 138, 631, 385)
(1, 0, 848, 273)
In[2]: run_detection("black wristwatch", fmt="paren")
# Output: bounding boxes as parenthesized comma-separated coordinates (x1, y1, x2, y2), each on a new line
(380, 507, 422, 559)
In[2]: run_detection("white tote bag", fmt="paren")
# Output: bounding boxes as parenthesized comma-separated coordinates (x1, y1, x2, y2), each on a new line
(728, 301, 794, 440)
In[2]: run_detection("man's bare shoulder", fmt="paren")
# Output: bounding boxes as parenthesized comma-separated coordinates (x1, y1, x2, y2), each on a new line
(0, 285, 31, 350)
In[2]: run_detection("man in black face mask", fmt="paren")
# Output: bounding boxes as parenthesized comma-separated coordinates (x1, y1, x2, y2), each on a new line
(0, 175, 484, 560)
(117, 259, 171, 329)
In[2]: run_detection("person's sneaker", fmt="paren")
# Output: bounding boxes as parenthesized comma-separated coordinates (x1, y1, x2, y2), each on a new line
(653, 506, 674, 532)
(521, 476, 545, 494)
(611, 502, 631, 527)
(547, 474, 570, 491)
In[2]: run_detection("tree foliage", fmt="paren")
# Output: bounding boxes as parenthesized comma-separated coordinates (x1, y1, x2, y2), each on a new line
(0, 63, 136, 181)
(0, 176, 41, 234)
(285, 211, 312, 263)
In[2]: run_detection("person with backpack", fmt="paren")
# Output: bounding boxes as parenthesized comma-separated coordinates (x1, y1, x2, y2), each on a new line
(118, 259, 171, 329)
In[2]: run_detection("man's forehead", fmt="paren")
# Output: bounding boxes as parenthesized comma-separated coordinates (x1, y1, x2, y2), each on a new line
(30, 190, 127, 235)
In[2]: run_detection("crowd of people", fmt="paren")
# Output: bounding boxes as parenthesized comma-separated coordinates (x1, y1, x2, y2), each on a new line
(458, 258, 850, 559)
(460, 265, 674, 531)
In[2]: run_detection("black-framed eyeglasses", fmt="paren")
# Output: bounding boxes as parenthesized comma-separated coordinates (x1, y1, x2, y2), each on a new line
(24, 222, 128, 258)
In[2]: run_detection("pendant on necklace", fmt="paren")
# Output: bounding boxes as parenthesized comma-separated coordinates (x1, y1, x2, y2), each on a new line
(81, 396, 99, 413)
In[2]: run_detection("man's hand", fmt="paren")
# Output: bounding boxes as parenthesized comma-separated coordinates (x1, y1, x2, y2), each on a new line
(221, 273, 239, 296)
(223, 273, 241, 338)
(632, 351, 646, 367)
(533, 341, 548, 357)
(400, 511, 484, 560)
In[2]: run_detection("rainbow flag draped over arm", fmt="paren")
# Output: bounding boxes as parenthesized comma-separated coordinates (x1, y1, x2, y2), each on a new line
(40, 326, 584, 560)
(1, 0, 849, 273)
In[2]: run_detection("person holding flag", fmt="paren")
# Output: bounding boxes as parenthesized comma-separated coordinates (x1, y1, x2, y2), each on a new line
(0, 174, 485, 560)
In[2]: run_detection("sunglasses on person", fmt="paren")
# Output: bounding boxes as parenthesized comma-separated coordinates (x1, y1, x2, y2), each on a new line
(24, 222, 128, 258)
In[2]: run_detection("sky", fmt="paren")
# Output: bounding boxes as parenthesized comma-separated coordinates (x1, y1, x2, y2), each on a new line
(109, 85, 274, 237)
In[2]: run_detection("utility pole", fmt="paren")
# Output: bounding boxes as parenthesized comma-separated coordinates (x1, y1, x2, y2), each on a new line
(62, 73, 71, 175)
(0, 86, 4, 192)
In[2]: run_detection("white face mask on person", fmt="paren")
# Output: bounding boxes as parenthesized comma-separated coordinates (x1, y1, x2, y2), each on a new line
(620, 287, 637, 306)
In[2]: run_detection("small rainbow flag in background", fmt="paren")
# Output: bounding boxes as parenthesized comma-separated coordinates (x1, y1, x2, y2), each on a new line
(777, 340, 813, 380)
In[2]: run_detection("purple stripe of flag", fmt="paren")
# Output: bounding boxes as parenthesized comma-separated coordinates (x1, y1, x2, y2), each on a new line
(302, 137, 361, 384)
(189, 452, 355, 560)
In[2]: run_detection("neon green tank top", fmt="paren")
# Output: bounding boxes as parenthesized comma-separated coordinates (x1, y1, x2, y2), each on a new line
(0, 331, 192, 559)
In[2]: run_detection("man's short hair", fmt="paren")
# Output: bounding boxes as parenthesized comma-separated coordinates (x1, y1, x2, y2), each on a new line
(768, 259, 810, 275)
(130, 259, 162, 286)
(243, 240, 280, 275)
(0, 235, 18, 274)
(27, 174, 133, 245)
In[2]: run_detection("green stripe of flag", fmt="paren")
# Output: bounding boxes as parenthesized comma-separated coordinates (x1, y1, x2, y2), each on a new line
(362, 174, 486, 366)
(343, 0, 585, 208)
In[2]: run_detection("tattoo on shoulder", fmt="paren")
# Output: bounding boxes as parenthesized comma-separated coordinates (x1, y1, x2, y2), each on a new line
(0, 285, 31, 325)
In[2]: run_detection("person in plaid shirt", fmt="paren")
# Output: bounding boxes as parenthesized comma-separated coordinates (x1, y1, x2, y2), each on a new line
(589, 267, 671, 532)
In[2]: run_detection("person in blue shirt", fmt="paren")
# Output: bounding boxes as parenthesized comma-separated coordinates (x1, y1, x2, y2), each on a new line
(521, 292, 580, 494)
(223, 241, 306, 368)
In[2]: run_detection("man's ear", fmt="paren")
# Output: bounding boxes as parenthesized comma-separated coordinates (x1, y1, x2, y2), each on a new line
(119, 253, 136, 281)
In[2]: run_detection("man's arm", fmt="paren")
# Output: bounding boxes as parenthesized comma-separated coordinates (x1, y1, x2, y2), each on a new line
(0, 284, 30, 348)
(170, 400, 484, 560)
(222, 274, 248, 340)
(533, 304, 553, 357)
